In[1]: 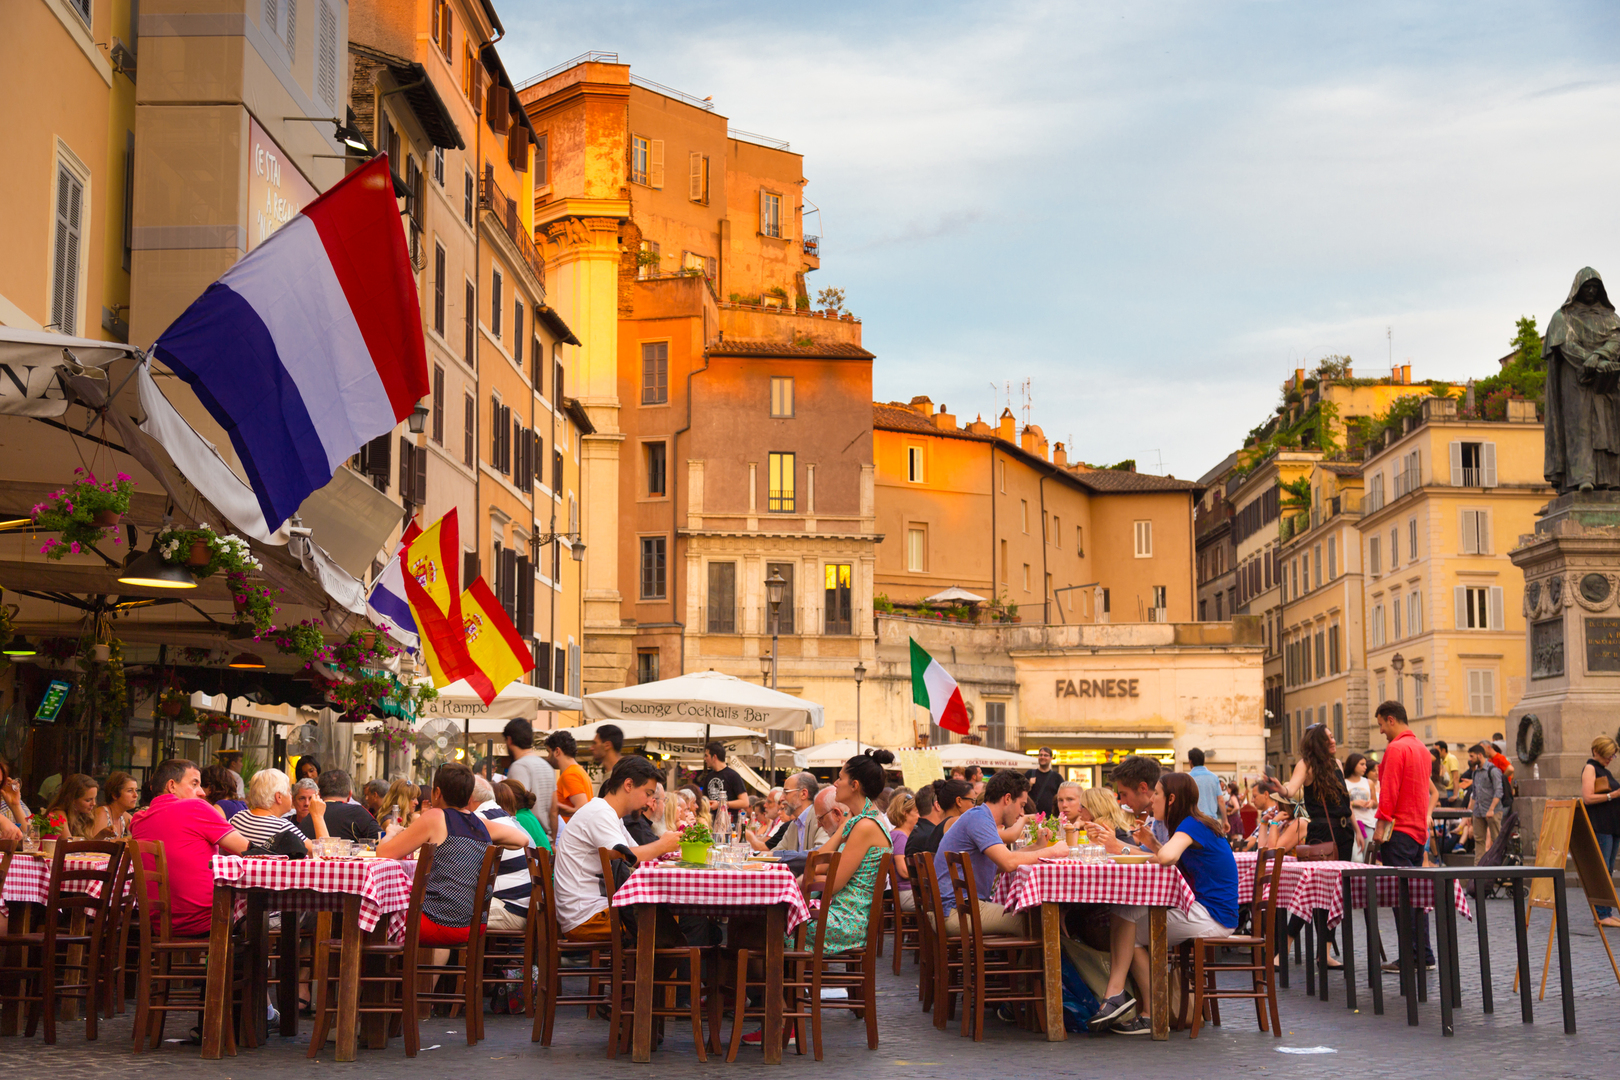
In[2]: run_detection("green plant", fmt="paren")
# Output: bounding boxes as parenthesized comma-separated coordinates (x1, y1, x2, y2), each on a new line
(636, 246, 661, 269)
(271, 620, 327, 665)
(368, 717, 415, 753)
(196, 711, 250, 740)
(766, 285, 789, 299)
(159, 686, 197, 727)
(30, 808, 68, 838)
(874, 593, 894, 614)
(680, 819, 713, 844)
(815, 286, 845, 314)
(154, 524, 261, 580)
(239, 750, 264, 785)
(79, 635, 127, 727)
(31, 469, 134, 559)
(794, 294, 809, 310)
(228, 570, 279, 633)
(1105, 459, 1136, 472)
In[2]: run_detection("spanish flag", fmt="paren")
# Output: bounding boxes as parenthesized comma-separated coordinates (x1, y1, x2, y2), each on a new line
(401, 510, 477, 688)
(459, 576, 534, 703)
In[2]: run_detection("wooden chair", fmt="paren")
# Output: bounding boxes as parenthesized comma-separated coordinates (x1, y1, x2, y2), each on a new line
(890, 858, 924, 975)
(598, 847, 712, 1060)
(0, 838, 128, 1043)
(478, 859, 535, 1020)
(911, 851, 966, 1026)
(805, 852, 890, 1051)
(129, 839, 227, 1053)
(944, 849, 1047, 1041)
(725, 849, 842, 1061)
(529, 847, 615, 1046)
(906, 854, 936, 1007)
(308, 842, 499, 1054)
(1175, 846, 1285, 1038)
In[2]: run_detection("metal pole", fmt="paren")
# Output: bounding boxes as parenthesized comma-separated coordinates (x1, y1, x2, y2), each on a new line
(770, 603, 779, 782)
(856, 677, 862, 750)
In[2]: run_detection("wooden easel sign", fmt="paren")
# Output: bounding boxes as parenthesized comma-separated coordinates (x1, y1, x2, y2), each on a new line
(1514, 799, 1620, 997)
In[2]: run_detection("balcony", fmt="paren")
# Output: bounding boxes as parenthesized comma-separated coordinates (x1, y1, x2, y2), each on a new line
(1308, 492, 1362, 530)
(803, 235, 820, 258)
(1195, 501, 1234, 538)
(478, 169, 546, 297)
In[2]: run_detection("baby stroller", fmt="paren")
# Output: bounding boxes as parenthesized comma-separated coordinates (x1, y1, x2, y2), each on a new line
(1467, 809, 1524, 900)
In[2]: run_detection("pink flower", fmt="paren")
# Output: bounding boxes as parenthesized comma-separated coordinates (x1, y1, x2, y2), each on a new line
(69, 542, 80, 554)
(116, 473, 130, 482)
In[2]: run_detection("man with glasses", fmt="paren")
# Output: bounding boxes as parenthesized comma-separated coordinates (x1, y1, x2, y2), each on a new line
(754, 771, 821, 854)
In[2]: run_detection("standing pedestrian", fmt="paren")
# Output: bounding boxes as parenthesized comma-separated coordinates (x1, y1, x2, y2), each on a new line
(1370, 701, 1434, 973)
(1024, 747, 1061, 817)
(1186, 747, 1224, 820)
(1581, 736, 1620, 928)
(1466, 743, 1504, 863)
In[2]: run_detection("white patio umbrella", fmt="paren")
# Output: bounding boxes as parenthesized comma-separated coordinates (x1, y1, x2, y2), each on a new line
(419, 677, 582, 721)
(924, 586, 987, 604)
(930, 743, 1033, 770)
(583, 670, 823, 733)
(795, 738, 880, 768)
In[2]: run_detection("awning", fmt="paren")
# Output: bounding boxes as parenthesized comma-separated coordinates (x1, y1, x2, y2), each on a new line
(795, 738, 880, 768)
(928, 743, 1033, 769)
(583, 670, 824, 732)
(0, 326, 135, 417)
(419, 677, 582, 722)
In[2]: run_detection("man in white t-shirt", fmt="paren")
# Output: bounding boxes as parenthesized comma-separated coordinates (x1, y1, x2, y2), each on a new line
(552, 756, 679, 941)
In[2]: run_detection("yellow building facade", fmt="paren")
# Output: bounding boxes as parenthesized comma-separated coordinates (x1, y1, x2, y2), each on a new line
(1358, 396, 1549, 747)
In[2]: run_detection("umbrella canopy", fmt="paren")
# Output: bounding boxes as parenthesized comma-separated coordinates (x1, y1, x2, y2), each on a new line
(419, 678, 581, 722)
(924, 585, 987, 604)
(0, 327, 134, 417)
(930, 743, 1033, 770)
(583, 670, 824, 732)
(796, 738, 881, 768)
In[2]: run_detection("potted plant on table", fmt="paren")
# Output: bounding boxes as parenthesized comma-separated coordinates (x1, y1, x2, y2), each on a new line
(31, 469, 135, 559)
(679, 819, 714, 865)
(30, 808, 67, 856)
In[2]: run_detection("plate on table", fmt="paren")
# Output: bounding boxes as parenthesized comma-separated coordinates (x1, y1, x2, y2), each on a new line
(1110, 853, 1151, 865)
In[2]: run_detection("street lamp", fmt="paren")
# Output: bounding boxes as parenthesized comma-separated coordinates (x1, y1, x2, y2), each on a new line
(853, 660, 867, 750)
(765, 569, 785, 691)
(407, 399, 429, 434)
(758, 653, 773, 686)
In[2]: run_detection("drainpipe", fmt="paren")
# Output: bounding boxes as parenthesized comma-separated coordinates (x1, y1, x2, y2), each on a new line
(1038, 472, 1049, 625)
(670, 347, 710, 676)
(989, 445, 998, 607)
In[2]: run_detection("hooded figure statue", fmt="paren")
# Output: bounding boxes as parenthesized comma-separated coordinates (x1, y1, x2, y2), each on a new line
(1544, 268, 1620, 493)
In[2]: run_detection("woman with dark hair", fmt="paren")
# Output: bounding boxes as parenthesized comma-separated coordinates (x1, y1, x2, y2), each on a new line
(202, 763, 247, 820)
(1344, 753, 1377, 861)
(45, 773, 100, 838)
(1091, 771, 1238, 1034)
(94, 771, 141, 838)
(294, 756, 321, 782)
(1282, 724, 1353, 861)
(803, 749, 895, 953)
(498, 778, 552, 851)
(0, 758, 30, 830)
(908, 777, 974, 856)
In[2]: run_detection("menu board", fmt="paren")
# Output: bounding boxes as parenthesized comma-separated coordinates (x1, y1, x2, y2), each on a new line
(34, 679, 72, 722)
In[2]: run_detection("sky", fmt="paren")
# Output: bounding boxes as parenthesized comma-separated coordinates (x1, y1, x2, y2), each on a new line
(498, 1, 1620, 481)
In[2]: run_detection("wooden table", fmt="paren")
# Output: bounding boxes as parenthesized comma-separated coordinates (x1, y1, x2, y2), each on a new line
(199, 855, 414, 1061)
(0, 850, 126, 1033)
(991, 859, 1197, 1041)
(611, 862, 811, 1064)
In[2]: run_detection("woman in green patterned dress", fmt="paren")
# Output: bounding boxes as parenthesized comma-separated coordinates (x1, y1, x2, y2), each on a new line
(802, 749, 894, 953)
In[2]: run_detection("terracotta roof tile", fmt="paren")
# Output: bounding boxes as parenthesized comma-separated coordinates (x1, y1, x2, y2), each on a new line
(707, 338, 875, 360)
(1064, 469, 1202, 494)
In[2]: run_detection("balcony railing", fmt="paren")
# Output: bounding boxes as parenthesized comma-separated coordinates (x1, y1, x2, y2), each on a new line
(768, 489, 796, 513)
(479, 169, 546, 297)
(803, 235, 820, 258)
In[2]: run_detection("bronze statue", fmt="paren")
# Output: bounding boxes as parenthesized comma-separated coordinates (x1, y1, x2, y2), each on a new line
(1545, 268, 1620, 492)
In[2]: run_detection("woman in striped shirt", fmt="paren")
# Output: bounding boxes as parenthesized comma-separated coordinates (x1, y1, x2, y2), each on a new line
(228, 768, 313, 853)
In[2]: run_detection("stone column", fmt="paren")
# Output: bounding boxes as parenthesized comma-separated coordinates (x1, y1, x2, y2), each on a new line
(1507, 492, 1620, 854)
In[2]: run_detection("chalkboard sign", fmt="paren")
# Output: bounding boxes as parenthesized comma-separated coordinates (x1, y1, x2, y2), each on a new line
(34, 679, 71, 723)
(1519, 799, 1620, 997)
(1587, 618, 1620, 673)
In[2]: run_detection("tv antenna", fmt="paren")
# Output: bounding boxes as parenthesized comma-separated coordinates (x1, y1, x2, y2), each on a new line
(1149, 449, 1166, 474)
(1019, 378, 1032, 429)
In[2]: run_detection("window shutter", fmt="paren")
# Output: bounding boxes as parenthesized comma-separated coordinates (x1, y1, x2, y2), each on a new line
(316, 1, 338, 107)
(363, 432, 391, 479)
(1455, 586, 1468, 629)
(1489, 586, 1504, 631)
(1459, 510, 1477, 554)
(399, 435, 412, 497)
(759, 189, 767, 233)
(51, 165, 84, 334)
(1449, 440, 1462, 486)
(507, 119, 529, 172)
(517, 556, 533, 635)
(1482, 441, 1497, 488)
(649, 139, 664, 188)
(690, 151, 704, 201)
(413, 445, 427, 504)
(500, 546, 519, 619)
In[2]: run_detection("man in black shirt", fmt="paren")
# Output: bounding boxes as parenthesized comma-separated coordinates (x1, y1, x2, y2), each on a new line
(1025, 747, 1061, 817)
(696, 741, 748, 811)
(909, 782, 942, 850)
(294, 769, 380, 842)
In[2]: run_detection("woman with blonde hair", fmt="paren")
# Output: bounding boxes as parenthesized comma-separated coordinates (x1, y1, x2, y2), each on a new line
(1583, 735, 1620, 926)
(378, 779, 418, 836)
(1080, 785, 1138, 841)
(45, 773, 99, 838)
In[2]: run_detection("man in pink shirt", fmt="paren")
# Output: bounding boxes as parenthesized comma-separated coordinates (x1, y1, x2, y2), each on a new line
(131, 758, 249, 937)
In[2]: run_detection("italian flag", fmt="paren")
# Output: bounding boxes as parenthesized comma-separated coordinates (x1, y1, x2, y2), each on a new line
(910, 638, 969, 734)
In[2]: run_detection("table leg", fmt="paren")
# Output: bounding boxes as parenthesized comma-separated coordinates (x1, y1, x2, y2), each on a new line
(632, 906, 656, 1063)
(1433, 882, 1454, 1037)
(334, 895, 362, 1062)
(278, 910, 299, 1036)
(1149, 907, 1168, 1042)
(1315, 909, 1331, 1002)
(1041, 903, 1065, 1041)
(1364, 876, 1384, 1016)
(1512, 876, 1532, 1023)
(243, 894, 267, 1047)
(764, 906, 785, 1065)
(1303, 917, 1315, 997)
(201, 885, 234, 1059)
(1275, 907, 1289, 989)
(1443, 883, 1462, 1010)
(1475, 880, 1492, 1014)
(1342, 877, 1357, 1011)
(363, 921, 390, 1050)
(1552, 869, 1576, 1035)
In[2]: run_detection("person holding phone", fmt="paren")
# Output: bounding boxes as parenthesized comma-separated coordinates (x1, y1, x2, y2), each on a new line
(1583, 736, 1620, 927)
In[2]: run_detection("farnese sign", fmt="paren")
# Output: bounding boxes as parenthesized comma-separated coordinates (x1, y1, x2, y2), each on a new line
(1054, 678, 1141, 699)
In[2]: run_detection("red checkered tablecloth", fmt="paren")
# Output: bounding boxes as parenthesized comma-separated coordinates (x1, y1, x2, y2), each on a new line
(209, 855, 416, 935)
(1286, 862, 1473, 928)
(1, 853, 126, 912)
(612, 864, 811, 933)
(991, 859, 1198, 915)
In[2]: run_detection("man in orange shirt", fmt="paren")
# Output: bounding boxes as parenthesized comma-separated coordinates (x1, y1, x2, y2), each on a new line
(545, 730, 592, 824)
(1371, 700, 1435, 972)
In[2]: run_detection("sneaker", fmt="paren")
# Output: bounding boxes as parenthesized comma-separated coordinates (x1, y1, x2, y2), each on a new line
(1088, 992, 1136, 1032)
(266, 1001, 280, 1027)
(1111, 1016, 1153, 1036)
(996, 1005, 1016, 1024)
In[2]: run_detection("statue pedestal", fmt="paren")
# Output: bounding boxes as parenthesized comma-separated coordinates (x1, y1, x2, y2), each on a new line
(1508, 493, 1620, 854)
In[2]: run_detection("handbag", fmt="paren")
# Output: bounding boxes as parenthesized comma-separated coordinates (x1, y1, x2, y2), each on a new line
(1291, 840, 1339, 862)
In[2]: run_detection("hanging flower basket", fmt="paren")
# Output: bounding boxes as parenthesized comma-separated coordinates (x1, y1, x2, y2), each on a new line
(196, 711, 251, 740)
(227, 570, 278, 633)
(156, 525, 261, 580)
(31, 469, 135, 560)
(186, 540, 211, 566)
(159, 687, 196, 726)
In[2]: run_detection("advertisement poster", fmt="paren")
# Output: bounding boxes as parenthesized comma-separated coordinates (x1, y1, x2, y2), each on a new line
(247, 115, 320, 251)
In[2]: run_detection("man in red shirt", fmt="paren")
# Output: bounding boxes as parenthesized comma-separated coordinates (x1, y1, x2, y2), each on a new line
(1370, 701, 1434, 971)
(131, 759, 250, 937)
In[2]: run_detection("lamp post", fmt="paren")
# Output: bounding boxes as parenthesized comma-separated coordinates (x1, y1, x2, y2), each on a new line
(765, 569, 786, 782)
(758, 653, 772, 686)
(853, 661, 867, 750)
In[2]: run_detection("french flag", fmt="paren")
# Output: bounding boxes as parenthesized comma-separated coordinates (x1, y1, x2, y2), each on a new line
(367, 540, 420, 650)
(152, 156, 429, 533)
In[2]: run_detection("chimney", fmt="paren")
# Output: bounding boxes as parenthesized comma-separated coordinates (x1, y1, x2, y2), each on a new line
(1402, 363, 1412, 385)
(1052, 442, 1067, 467)
(1344, 366, 1352, 379)
(966, 415, 993, 435)
(1294, 367, 1306, 390)
(908, 394, 933, 417)
(1020, 424, 1048, 460)
(933, 403, 956, 431)
(998, 408, 1016, 442)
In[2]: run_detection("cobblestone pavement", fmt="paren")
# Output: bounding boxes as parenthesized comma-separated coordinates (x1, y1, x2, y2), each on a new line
(3, 894, 1616, 1079)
